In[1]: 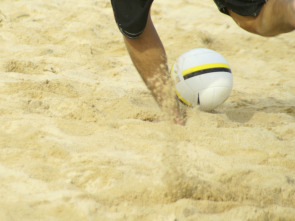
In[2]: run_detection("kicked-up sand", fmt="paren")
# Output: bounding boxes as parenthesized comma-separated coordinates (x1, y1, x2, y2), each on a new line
(0, 0, 294, 220)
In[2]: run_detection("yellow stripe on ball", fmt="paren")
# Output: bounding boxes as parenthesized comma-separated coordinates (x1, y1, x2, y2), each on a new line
(182, 63, 230, 77)
(176, 90, 192, 106)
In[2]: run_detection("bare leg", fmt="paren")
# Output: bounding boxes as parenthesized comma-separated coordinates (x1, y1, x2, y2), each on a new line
(124, 14, 184, 124)
(229, 0, 295, 36)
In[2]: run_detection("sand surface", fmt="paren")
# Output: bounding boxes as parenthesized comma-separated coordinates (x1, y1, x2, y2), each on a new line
(0, 0, 295, 220)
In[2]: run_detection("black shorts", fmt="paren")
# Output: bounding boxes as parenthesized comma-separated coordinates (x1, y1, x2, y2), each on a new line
(111, 0, 154, 39)
(213, 0, 266, 16)
(111, 0, 266, 39)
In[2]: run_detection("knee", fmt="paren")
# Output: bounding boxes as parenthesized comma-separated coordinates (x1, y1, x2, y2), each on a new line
(234, 15, 291, 37)
(238, 0, 295, 37)
(229, 10, 269, 36)
(231, 17, 272, 37)
(253, 17, 278, 37)
(255, 12, 295, 37)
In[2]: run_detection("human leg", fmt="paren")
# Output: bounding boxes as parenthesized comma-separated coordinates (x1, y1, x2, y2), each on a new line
(124, 15, 183, 124)
(111, 0, 184, 124)
(229, 0, 295, 36)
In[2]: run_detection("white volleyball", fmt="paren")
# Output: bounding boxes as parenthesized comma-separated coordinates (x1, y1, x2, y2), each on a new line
(171, 48, 233, 111)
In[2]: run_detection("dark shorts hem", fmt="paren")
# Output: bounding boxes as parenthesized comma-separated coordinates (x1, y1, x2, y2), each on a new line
(213, 0, 266, 17)
(111, 0, 154, 39)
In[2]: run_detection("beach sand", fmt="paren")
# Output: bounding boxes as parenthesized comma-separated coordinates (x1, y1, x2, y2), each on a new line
(0, 0, 294, 220)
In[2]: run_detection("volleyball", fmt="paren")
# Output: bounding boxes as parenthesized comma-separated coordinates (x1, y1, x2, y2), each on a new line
(171, 48, 233, 111)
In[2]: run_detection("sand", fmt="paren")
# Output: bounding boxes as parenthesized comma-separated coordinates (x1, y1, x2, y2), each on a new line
(0, 0, 294, 220)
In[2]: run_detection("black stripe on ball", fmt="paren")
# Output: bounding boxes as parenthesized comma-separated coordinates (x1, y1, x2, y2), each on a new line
(184, 67, 231, 80)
